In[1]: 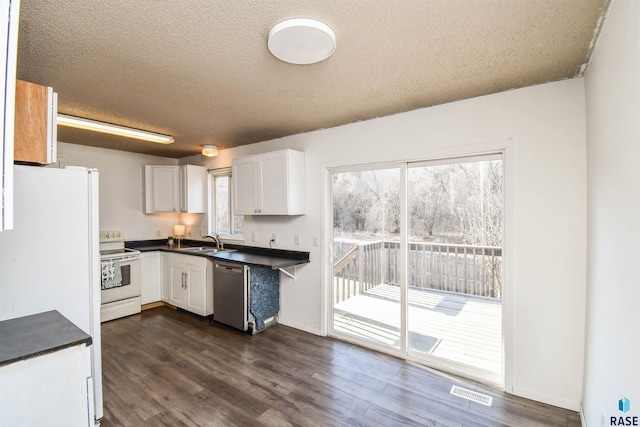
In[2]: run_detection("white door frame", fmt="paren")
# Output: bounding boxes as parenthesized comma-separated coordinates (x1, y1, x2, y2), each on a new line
(320, 139, 514, 390)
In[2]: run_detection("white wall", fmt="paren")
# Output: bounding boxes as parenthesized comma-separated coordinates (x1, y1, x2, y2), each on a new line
(57, 142, 179, 240)
(183, 78, 588, 410)
(582, 0, 640, 425)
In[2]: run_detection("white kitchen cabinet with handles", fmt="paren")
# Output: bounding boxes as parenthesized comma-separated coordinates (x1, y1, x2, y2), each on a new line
(232, 149, 305, 215)
(162, 252, 213, 316)
(144, 164, 206, 213)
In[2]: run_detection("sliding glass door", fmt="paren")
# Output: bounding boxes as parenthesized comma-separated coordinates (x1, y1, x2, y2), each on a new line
(331, 166, 402, 351)
(330, 154, 503, 383)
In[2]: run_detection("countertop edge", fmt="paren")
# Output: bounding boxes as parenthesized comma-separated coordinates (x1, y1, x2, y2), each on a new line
(127, 240, 310, 270)
(0, 310, 92, 368)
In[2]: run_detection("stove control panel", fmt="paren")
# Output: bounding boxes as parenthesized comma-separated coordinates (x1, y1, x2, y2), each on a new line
(99, 230, 124, 242)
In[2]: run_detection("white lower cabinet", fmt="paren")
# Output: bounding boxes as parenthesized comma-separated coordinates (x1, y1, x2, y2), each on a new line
(161, 252, 171, 303)
(0, 345, 91, 426)
(140, 252, 161, 304)
(161, 252, 213, 316)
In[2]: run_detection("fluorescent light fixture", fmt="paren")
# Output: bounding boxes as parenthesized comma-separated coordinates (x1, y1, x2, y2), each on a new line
(201, 145, 218, 157)
(268, 18, 336, 65)
(57, 114, 174, 144)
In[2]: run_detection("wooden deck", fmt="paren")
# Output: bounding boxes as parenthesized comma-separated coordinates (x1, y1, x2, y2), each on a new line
(333, 283, 502, 376)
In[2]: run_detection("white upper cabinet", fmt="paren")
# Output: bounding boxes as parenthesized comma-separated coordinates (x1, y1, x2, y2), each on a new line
(179, 164, 206, 213)
(232, 149, 305, 216)
(144, 164, 206, 213)
(233, 156, 257, 215)
(144, 165, 179, 213)
(0, 0, 20, 232)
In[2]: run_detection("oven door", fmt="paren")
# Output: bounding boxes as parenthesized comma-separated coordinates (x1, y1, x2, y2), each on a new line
(101, 256, 141, 304)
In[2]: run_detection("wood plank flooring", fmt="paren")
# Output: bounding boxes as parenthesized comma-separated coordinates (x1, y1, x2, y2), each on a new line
(100, 306, 580, 427)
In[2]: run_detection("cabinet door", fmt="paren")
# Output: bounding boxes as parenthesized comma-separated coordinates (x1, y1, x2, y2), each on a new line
(179, 165, 206, 213)
(160, 253, 171, 303)
(169, 261, 186, 308)
(233, 157, 257, 215)
(0, 345, 90, 426)
(232, 150, 304, 216)
(140, 252, 161, 304)
(257, 152, 288, 214)
(184, 260, 207, 315)
(145, 165, 179, 213)
(14, 80, 57, 164)
(179, 165, 188, 212)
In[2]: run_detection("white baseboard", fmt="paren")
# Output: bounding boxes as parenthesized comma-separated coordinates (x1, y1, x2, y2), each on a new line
(511, 386, 581, 412)
(277, 318, 323, 336)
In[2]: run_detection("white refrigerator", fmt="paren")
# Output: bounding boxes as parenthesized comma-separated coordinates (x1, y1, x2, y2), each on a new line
(0, 165, 103, 423)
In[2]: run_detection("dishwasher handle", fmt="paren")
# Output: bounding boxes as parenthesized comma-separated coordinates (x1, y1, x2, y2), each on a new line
(215, 262, 243, 274)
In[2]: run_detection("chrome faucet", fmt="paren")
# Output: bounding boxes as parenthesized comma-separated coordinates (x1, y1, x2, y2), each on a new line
(202, 233, 223, 250)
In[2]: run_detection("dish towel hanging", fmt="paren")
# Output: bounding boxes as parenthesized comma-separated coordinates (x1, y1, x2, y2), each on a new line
(101, 260, 123, 289)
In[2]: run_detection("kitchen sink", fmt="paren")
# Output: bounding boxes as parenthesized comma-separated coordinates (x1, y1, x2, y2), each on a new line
(177, 246, 233, 254)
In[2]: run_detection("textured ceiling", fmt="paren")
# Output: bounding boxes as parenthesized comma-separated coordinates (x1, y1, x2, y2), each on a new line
(17, 0, 609, 158)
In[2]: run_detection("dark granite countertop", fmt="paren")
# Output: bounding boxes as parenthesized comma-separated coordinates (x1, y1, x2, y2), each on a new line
(126, 239, 310, 270)
(0, 310, 92, 367)
(212, 250, 309, 269)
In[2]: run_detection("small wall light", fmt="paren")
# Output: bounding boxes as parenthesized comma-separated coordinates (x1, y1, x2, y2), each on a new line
(202, 145, 219, 157)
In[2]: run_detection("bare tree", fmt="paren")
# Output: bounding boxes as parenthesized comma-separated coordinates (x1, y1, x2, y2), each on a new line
(333, 159, 502, 246)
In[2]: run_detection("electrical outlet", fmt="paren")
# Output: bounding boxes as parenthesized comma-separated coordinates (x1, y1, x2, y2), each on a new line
(313, 236, 319, 247)
(294, 234, 300, 245)
(271, 233, 278, 244)
(156, 229, 161, 237)
(251, 232, 256, 242)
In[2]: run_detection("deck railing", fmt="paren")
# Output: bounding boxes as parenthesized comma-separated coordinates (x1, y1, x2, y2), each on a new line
(333, 240, 502, 304)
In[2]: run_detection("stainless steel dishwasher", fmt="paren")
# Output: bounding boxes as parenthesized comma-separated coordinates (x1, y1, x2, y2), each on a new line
(213, 261, 248, 331)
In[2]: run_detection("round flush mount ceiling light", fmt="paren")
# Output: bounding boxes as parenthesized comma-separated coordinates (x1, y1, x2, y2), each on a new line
(201, 145, 218, 157)
(268, 18, 336, 65)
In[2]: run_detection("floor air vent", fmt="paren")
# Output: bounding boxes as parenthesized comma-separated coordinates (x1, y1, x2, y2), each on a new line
(450, 385, 493, 406)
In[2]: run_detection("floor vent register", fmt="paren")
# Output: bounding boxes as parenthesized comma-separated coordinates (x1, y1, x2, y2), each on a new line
(450, 385, 493, 406)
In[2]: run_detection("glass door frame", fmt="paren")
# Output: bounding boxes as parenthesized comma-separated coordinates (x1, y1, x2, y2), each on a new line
(327, 161, 408, 360)
(324, 149, 509, 388)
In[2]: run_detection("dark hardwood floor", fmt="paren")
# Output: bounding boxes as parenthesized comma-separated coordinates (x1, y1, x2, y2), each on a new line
(100, 306, 581, 427)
